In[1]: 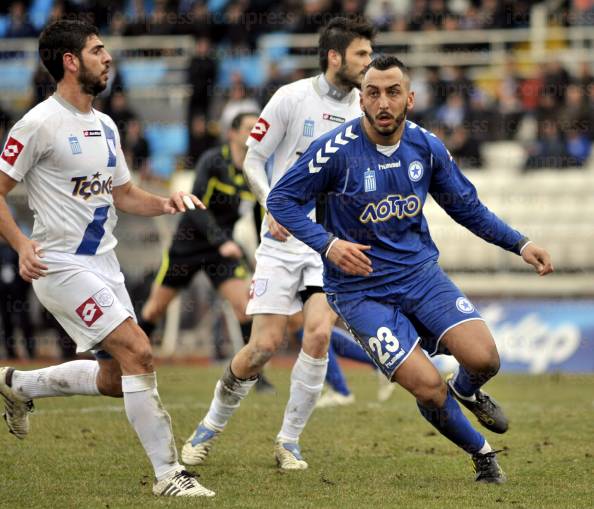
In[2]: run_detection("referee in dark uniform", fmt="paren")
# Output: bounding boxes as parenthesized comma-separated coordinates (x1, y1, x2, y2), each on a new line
(139, 112, 273, 390)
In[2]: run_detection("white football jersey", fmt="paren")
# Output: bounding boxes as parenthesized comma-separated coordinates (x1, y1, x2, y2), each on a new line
(247, 74, 362, 253)
(0, 94, 130, 255)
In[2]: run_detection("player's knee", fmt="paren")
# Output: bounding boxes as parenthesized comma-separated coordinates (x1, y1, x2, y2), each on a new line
(142, 302, 162, 324)
(413, 376, 447, 408)
(122, 334, 154, 373)
(469, 346, 500, 376)
(302, 324, 331, 357)
(245, 340, 277, 370)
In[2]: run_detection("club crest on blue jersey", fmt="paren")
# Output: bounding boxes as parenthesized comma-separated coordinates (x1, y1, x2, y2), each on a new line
(359, 194, 421, 224)
(456, 297, 475, 314)
(408, 160, 423, 182)
(303, 119, 315, 138)
(69, 135, 82, 155)
(364, 168, 376, 192)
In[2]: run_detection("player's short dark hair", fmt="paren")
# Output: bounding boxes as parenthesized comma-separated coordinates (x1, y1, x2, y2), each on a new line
(367, 55, 409, 76)
(39, 20, 99, 82)
(318, 17, 376, 72)
(230, 112, 259, 130)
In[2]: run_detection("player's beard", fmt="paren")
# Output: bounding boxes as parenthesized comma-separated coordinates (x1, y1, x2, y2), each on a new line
(335, 62, 363, 91)
(364, 104, 408, 138)
(78, 60, 107, 97)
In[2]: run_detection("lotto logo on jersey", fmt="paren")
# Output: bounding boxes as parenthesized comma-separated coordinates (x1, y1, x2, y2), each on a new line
(1, 137, 24, 166)
(75, 297, 103, 326)
(250, 118, 270, 142)
(71, 173, 113, 200)
(359, 194, 422, 224)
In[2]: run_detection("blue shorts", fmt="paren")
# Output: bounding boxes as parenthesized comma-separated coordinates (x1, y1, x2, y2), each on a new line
(326, 261, 483, 380)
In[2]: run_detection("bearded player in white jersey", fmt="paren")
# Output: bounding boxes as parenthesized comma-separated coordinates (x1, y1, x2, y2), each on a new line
(182, 17, 375, 470)
(0, 20, 214, 497)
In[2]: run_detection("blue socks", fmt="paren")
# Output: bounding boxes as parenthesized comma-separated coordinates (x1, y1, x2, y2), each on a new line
(417, 391, 485, 454)
(326, 344, 351, 396)
(452, 365, 495, 399)
(330, 327, 374, 365)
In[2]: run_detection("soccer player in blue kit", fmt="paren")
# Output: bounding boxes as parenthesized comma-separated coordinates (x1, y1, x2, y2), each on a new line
(267, 56, 554, 483)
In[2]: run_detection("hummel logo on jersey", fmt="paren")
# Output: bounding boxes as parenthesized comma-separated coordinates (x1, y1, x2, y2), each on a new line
(75, 297, 103, 326)
(378, 161, 401, 170)
(71, 173, 113, 200)
(1, 137, 24, 166)
(359, 194, 422, 224)
(308, 125, 358, 173)
(83, 130, 102, 137)
(250, 118, 270, 142)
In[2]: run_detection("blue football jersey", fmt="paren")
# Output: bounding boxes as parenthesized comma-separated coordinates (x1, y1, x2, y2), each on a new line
(267, 118, 525, 294)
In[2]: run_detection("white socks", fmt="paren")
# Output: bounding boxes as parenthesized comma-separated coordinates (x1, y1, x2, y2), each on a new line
(278, 350, 328, 443)
(121, 372, 180, 481)
(203, 366, 258, 431)
(11, 360, 101, 399)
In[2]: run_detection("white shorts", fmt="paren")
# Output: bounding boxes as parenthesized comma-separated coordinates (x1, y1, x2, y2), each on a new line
(32, 251, 135, 353)
(245, 246, 324, 316)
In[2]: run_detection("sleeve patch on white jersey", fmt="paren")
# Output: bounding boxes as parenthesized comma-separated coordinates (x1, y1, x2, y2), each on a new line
(1, 137, 24, 166)
(250, 117, 271, 142)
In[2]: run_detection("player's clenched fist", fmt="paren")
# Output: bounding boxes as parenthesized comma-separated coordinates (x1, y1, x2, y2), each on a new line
(326, 239, 373, 276)
(521, 243, 554, 276)
(17, 239, 48, 282)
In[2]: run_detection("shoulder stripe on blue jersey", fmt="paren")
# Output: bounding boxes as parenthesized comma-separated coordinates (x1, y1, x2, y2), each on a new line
(308, 125, 358, 174)
(76, 205, 110, 255)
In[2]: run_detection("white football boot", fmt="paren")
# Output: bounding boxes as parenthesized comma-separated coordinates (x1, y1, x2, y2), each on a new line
(0, 367, 34, 439)
(181, 421, 220, 465)
(153, 468, 215, 497)
(274, 440, 308, 470)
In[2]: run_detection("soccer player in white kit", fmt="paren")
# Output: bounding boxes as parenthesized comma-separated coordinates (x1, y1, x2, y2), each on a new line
(182, 17, 375, 470)
(0, 20, 214, 497)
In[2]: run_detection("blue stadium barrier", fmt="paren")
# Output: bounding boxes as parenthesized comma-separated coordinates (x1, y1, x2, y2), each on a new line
(217, 55, 265, 88)
(119, 60, 167, 89)
(30, 0, 54, 31)
(0, 61, 34, 89)
(145, 123, 188, 178)
(0, 16, 8, 38)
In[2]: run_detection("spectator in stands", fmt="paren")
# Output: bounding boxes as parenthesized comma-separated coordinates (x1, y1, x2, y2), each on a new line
(575, 61, 594, 96)
(449, 125, 483, 169)
(445, 66, 475, 105)
(30, 65, 55, 107)
(292, 0, 333, 33)
(435, 91, 466, 130)
(558, 84, 590, 136)
(5, 1, 37, 38)
(525, 121, 572, 170)
(222, 0, 255, 50)
(186, 113, 218, 169)
(565, 127, 591, 166)
(0, 106, 11, 145)
(542, 60, 571, 106)
(187, 36, 218, 122)
(0, 236, 35, 359)
(124, 117, 151, 178)
(103, 90, 136, 139)
(218, 74, 259, 134)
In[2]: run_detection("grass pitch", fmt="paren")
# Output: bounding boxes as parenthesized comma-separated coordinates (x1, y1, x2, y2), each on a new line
(1, 363, 593, 509)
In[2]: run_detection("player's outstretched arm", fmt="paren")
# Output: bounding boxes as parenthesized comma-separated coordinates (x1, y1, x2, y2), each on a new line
(112, 182, 205, 216)
(520, 242, 554, 276)
(0, 172, 47, 282)
(326, 239, 373, 276)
